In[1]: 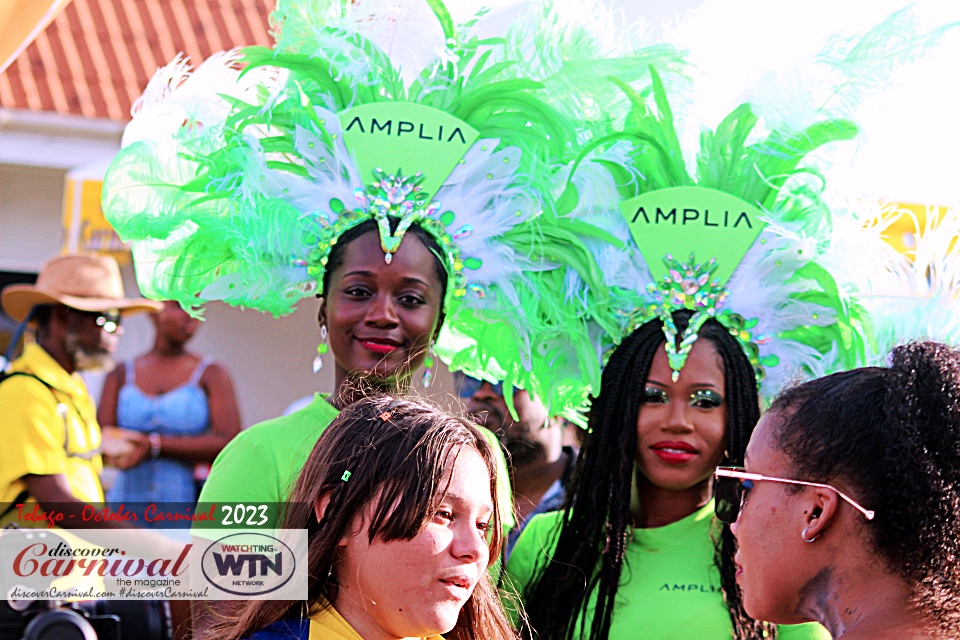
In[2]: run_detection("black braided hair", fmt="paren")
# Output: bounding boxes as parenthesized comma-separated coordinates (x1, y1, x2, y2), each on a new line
(519, 310, 772, 640)
(768, 341, 960, 634)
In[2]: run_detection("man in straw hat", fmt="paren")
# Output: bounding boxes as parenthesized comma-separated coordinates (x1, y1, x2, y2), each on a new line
(0, 253, 160, 526)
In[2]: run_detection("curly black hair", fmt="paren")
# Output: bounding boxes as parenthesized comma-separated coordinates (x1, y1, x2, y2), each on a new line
(768, 341, 960, 634)
(518, 310, 773, 640)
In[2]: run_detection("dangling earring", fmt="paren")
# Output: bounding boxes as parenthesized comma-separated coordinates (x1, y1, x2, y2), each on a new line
(313, 325, 329, 373)
(422, 342, 435, 388)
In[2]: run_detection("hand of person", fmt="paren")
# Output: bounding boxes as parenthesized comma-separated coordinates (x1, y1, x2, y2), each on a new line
(102, 427, 151, 469)
(101, 426, 135, 464)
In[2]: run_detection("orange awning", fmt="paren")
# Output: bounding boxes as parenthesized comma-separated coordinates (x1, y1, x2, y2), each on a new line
(0, 0, 72, 74)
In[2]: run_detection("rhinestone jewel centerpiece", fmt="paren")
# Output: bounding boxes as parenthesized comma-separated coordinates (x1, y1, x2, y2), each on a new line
(303, 168, 485, 315)
(627, 254, 774, 383)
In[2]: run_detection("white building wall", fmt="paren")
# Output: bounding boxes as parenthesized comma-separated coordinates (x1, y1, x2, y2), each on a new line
(0, 163, 66, 273)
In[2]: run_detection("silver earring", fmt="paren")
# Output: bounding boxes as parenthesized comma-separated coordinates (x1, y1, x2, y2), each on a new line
(313, 325, 329, 373)
(801, 528, 818, 543)
(324, 563, 334, 588)
(422, 341, 435, 388)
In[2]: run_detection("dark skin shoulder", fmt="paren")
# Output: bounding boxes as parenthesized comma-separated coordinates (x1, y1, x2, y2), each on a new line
(97, 357, 241, 469)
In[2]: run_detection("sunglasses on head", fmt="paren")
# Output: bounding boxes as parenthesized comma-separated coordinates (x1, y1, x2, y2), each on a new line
(713, 466, 876, 525)
(452, 371, 503, 399)
(69, 308, 124, 335)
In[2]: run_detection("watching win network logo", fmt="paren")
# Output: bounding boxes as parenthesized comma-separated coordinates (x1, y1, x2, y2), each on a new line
(201, 532, 298, 597)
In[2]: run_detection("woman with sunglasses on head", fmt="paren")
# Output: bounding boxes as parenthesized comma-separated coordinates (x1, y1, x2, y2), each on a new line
(210, 394, 513, 640)
(97, 300, 242, 510)
(717, 341, 960, 640)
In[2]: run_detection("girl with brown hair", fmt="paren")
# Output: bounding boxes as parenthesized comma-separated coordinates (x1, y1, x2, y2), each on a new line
(212, 394, 513, 640)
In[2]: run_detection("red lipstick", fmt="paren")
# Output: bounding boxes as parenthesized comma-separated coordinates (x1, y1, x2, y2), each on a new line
(650, 441, 697, 464)
(357, 338, 401, 354)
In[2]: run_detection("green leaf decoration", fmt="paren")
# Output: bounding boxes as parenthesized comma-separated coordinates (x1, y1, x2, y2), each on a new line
(555, 181, 579, 216)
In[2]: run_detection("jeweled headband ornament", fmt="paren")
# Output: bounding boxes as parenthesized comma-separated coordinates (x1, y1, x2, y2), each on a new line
(606, 71, 871, 391)
(590, 6, 958, 393)
(519, 4, 950, 404)
(291, 98, 492, 316)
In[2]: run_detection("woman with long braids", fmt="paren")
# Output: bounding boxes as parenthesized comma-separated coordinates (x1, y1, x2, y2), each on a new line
(720, 341, 960, 639)
(505, 310, 830, 640)
(490, 15, 916, 640)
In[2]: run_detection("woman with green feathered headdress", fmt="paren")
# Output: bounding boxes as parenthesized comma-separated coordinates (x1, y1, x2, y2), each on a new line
(497, 5, 958, 640)
(101, 2, 685, 635)
(505, 68, 854, 640)
(104, 0, 575, 541)
(101, 0, 677, 512)
(102, 0, 686, 516)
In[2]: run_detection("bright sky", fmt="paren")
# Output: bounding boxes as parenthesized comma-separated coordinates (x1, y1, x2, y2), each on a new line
(402, 0, 960, 205)
(653, 0, 960, 205)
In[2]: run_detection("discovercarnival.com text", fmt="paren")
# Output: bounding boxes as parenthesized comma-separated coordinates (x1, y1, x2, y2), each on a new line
(9, 585, 210, 599)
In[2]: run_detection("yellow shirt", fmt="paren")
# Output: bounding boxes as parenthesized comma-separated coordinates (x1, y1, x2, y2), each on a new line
(0, 343, 104, 512)
(309, 606, 443, 640)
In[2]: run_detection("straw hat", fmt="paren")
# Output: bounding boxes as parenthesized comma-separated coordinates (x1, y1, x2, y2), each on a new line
(1, 254, 162, 322)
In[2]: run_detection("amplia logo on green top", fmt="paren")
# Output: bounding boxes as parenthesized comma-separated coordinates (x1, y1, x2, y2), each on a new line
(0, 528, 307, 600)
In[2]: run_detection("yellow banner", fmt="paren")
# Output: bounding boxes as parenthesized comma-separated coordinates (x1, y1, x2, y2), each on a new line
(880, 202, 954, 257)
(61, 175, 129, 263)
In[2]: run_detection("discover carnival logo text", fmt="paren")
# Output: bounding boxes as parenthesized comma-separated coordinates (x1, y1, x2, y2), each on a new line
(0, 528, 307, 600)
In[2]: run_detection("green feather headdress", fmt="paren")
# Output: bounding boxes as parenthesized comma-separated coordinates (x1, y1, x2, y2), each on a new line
(104, 0, 571, 316)
(102, 0, 681, 419)
(456, 4, 958, 408)
(545, 4, 959, 400)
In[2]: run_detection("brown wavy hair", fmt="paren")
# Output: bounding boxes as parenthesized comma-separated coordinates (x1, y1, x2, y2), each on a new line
(209, 394, 513, 640)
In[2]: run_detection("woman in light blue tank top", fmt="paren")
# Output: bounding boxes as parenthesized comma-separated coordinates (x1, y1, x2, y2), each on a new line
(98, 301, 241, 515)
(107, 355, 211, 503)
